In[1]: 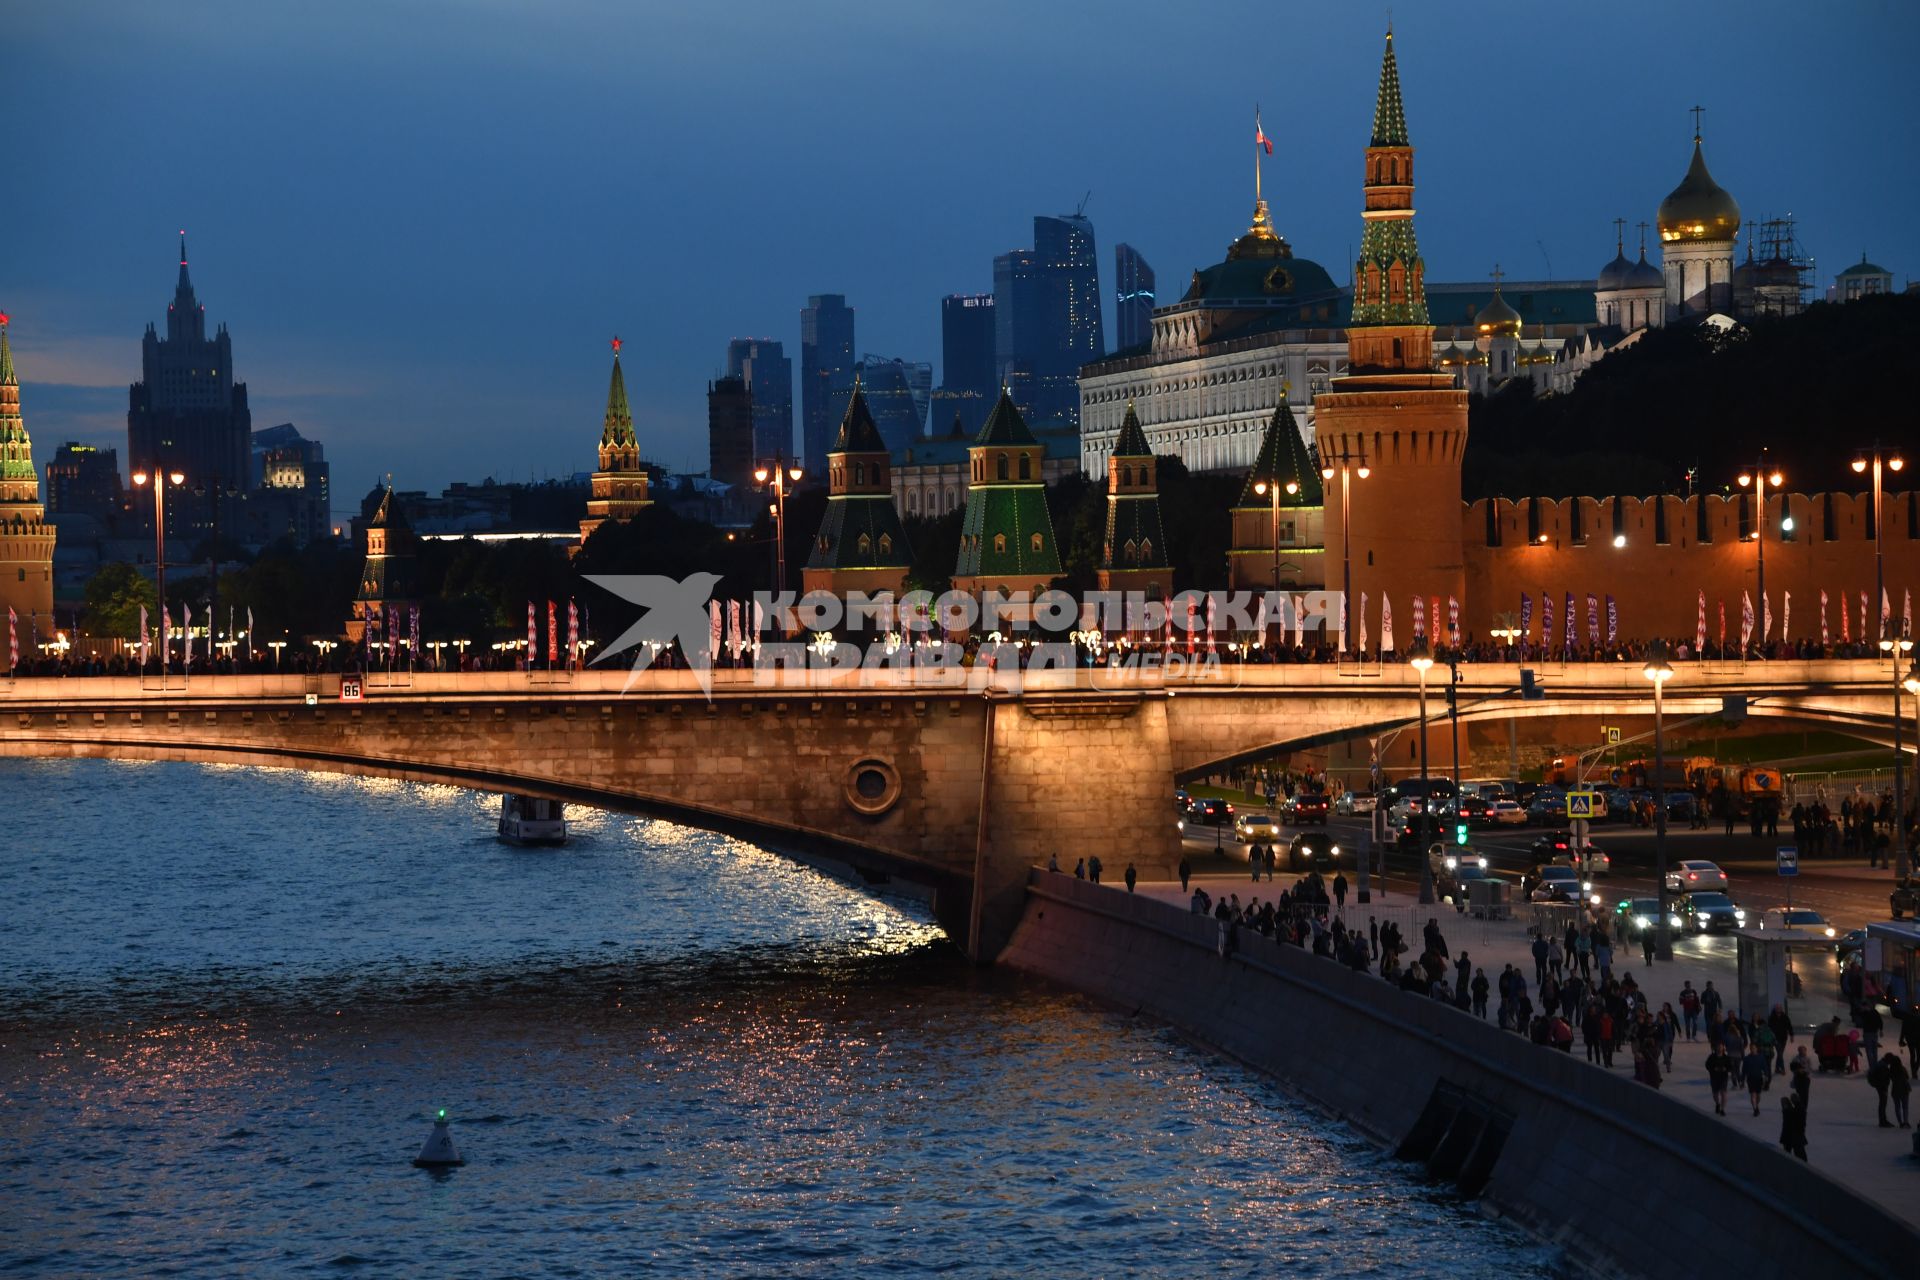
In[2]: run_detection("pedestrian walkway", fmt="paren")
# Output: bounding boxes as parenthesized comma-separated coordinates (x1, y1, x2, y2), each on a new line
(1128, 873, 1920, 1227)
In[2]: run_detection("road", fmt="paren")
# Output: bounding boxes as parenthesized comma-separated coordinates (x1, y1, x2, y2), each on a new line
(1179, 808, 1906, 933)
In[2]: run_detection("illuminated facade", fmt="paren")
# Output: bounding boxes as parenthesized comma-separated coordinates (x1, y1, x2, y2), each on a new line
(579, 343, 650, 546)
(0, 317, 56, 628)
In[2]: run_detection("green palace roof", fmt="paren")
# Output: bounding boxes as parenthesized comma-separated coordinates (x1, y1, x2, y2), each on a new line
(1237, 398, 1323, 508)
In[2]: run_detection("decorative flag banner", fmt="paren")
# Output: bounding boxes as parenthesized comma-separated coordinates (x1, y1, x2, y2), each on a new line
(1906, 589, 1914, 640)
(727, 599, 742, 660)
(1431, 597, 1442, 644)
(1761, 591, 1772, 643)
(1605, 595, 1617, 646)
(567, 599, 579, 666)
(183, 602, 193, 672)
(386, 603, 398, 650)
(1860, 591, 1869, 643)
(1163, 597, 1174, 650)
(1782, 591, 1790, 643)
(527, 601, 537, 659)
(1718, 599, 1727, 650)
(410, 606, 421, 659)
(1381, 594, 1395, 653)
(1820, 589, 1830, 647)
(1740, 591, 1754, 649)
(1184, 594, 1197, 656)
(1840, 590, 1850, 644)
(1696, 590, 1707, 652)
(1884, 588, 1895, 640)
(1410, 594, 1424, 641)
(547, 600, 559, 665)
(138, 604, 149, 667)
(708, 600, 722, 662)
(752, 599, 764, 652)
(6, 605, 15, 671)
(1448, 595, 1461, 645)
(1586, 593, 1599, 649)
(246, 606, 254, 649)
(1258, 591, 1279, 646)
(1359, 591, 1369, 656)
(1543, 593, 1555, 651)
(1338, 592, 1348, 654)
(1520, 593, 1533, 645)
(1204, 592, 1217, 653)
(1294, 594, 1307, 648)
(1564, 592, 1576, 651)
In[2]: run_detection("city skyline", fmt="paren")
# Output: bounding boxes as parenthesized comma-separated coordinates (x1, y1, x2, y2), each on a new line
(8, 1, 1917, 503)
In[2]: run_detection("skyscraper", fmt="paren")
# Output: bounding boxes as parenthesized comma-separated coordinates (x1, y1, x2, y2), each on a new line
(1114, 243, 1155, 352)
(707, 375, 754, 488)
(994, 214, 1104, 431)
(126, 234, 251, 542)
(799, 295, 855, 476)
(935, 293, 996, 436)
(834, 355, 932, 455)
(726, 338, 794, 462)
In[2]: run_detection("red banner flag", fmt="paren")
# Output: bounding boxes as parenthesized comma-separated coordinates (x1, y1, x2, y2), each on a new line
(547, 601, 558, 665)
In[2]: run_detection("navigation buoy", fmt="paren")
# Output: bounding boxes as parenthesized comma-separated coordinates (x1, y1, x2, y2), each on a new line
(413, 1109, 465, 1168)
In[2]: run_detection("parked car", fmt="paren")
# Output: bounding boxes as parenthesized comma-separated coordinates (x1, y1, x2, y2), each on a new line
(1283, 791, 1330, 825)
(1664, 860, 1729, 893)
(1489, 800, 1528, 826)
(1287, 831, 1343, 872)
(1235, 812, 1282, 843)
(1532, 831, 1611, 875)
(1613, 897, 1680, 941)
(1335, 789, 1378, 816)
(1189, 797, 1235, 827)
(1524, 865, 1596, 904)
(1680, 891, 1746, 933)
(1665, 791, 1698, 822)
(1526, 789, 1568, 824)
(1758, 907, 1835, 938)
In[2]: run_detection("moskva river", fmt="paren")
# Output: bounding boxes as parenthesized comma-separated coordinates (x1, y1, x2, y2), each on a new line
(0, 759, 1554, 1276)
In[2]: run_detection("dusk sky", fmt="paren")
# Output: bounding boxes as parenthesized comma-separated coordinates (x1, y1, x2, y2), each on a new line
(10, 0, 1915, 517)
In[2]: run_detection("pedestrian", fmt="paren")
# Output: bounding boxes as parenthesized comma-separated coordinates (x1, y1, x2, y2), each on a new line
(1124, 862, 1138, 894)
(1904, 1007, 1920, 1075)
(1594, 933, 1614, 983)
(1754, 1017, 1777, 1080)
(1789, 1049, 1810, 1115)
(1548, 936, 1564, 982)
(1679, 982, 1701, 1040)
(1705, 1044, 1733, 1115)
(1573, 930, 1592, 982)
(1767, 1004, 1794, 1076)
(1368, 915, 1379, 961)
(1657, 1003, 1678, 1071)
(1178, 856, 1192, 893)
(1251, 845, 1263, 882)
(1531, 931, 1550, 989)
(1700, 981, 1723, 1024)
(1778, 1093, 1808, 1161)
(1742, 1044, 1770, 1116)
(1582, 1001, 1604, 1063)
(1088, 854, 1102, 885)
(1884, 1053, 1912, 1128)
(1598, 1008, 1616, 1068)
(1047, 852, 1059, 873)
(1860, 1002, 1883, 1067)
(1333, 871, 1348, 910)
(1641, 922, 1656, 966)
(1471, 967, 1489, 1019)
(1074, 857, 1086, 880)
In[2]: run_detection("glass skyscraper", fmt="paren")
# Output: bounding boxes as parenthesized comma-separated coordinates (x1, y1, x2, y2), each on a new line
(799, 294, 854, 476)
(1114, 243, 1155, 352)
(725, 338, 793, 462)
(935, 293, 996, 436)
(825, 355, 930, 456)
(993, 214, 1103, 431)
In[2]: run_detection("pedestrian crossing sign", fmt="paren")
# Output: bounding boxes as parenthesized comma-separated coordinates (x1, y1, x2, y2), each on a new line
(1566, 790, 1599, 819)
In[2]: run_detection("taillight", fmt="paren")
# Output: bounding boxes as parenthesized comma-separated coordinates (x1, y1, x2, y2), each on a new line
(1688, 872, 1698, 880)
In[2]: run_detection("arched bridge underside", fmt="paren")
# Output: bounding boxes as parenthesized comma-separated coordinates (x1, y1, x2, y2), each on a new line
(0, 661, 1905, 958)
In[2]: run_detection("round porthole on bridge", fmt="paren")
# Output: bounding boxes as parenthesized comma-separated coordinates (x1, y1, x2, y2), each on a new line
(843, 758, 902, 817)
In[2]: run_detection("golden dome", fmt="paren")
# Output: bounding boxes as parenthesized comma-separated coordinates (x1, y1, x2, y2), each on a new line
(1475, 288, 1522, 337)
(1658, 140, 1740, 243)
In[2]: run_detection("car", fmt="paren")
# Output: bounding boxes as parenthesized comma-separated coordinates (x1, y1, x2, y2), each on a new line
(1835, 928, 1867, 958)
(1526, 789, 1568, 824)
(1532, 831, 1611, 875)
(1613, 896, 1682, 941)
(1174, 788, 1192, 815)
(1680, 891, 1746, 932)
(1287, 830, 1344, 872)
(1489, 800, 1528, 826)
(1439, 863, 1504, 908)
(1235, 812, 1282, 843)
(1188, 797, 1235, 827)
(1664, 791, 1698, 822)
(1282, 791, 1330, 825)
(1524, 864, 1598, 905)
(1455, 795, 1497, 827)
(1892, 878, 1919, 921)
(1665, 860, 1729, 893)
(1758, 907, 1836, 938)
(1384, 780, 1457, 827)
(1335, 789, 1378, 816)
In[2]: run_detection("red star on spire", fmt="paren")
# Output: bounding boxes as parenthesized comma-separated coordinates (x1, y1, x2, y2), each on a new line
(610, 335, 623, 355)
(0, 312, 9, 327)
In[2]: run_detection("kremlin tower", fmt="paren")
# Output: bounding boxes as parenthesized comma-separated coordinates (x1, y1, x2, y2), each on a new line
(1097, 400, 1170, 599)
(578, 338, 649, 548)
(1313, 28, 1467, 649)
(803, 381, 914, 598)
(0, 315, 57, 632)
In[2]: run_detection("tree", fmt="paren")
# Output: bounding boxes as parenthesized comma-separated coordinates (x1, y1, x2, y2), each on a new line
(82, 562, 156, 638)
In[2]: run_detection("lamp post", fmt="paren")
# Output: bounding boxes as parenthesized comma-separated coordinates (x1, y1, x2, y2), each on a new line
(753, 456, 805, 598)
(268, 639, 286, 670)
(1320, 443, 1370, 654)
(1852, 444, 1906, 642)
(1251, 476, 1300, 591)
(1643, 640, 1675, 960)
(1884, 628, 1916, 880)
(130, 467, 187, 672)
(1409, 637, 1435, 904)
(1735, 453, 1783, 651)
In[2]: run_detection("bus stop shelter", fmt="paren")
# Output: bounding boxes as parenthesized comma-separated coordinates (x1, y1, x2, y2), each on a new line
(1733, 927, 1846, 1023)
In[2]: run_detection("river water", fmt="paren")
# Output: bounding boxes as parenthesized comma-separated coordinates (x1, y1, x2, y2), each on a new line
(0, 759, 1555, 1276)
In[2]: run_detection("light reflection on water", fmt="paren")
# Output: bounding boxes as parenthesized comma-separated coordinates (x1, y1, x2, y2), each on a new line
(0, 760, 1553, 1277)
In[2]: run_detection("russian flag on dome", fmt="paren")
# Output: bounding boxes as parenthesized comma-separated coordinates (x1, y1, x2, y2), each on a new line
(1256, 108, 1272, 155)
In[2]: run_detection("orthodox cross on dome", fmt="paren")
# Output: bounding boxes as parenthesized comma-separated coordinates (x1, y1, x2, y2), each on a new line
(610, 335, 623, 356)
(1489, 263, 1505, 288)
(1637, 220, 1651, 255)
(1613, 217, 1626, 254)
(1690, 105, 1705, 142)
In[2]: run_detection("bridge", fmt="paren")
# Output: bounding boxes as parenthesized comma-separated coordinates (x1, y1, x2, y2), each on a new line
(1, 658, 1909, 959)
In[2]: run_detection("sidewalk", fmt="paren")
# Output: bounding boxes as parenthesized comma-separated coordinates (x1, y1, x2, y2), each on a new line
(1122, 873, 1920, 1228)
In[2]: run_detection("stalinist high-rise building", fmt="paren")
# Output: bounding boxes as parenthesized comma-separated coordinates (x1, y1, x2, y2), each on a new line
(0, 316, 57, 629)
(1314, 28, 1468, 650)
(578, 338, 649, 548)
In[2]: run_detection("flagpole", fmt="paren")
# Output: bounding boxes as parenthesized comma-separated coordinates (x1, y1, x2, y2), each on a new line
(1254, 104, 1262, 205)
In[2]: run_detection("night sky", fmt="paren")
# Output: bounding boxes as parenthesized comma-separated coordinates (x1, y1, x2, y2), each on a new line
(9, 0, 1915, 515)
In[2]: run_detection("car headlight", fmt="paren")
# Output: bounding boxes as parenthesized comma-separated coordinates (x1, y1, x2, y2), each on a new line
(1670, 915, 1684, 928)
(1697, 913, 1709, 921)
(1734, 910, 1746, 920)
(1444, 856, 1459, 871)
(1477, 857, 1489, 869)
(1589, 893, 1602, 905)
(1176, 820, 1184, 830)
(1634, 915, 1651, 929)
(1825, 927, 1836, 938)
(1582, 881, 1593, 892)
(1330, 845, 1341, 856)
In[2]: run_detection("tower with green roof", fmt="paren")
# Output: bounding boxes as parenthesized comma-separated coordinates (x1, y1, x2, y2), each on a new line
(578, 338, 650, 549)
(0, 315, 56, 629)
(347, 482, 418, 644)
(1228, 396, 1324, 591)
(952, 388, 1062, 599)
(1097, 400, 1169, 600)
(803, 382, 913, 600)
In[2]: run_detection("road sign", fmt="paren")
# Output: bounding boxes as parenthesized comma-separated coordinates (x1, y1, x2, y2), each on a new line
(340, 676, 364, 703)
(1606, 727, 1622, 745)
(304, 693, 318, 706)
(1566, 790, 1599, 819)
(1777, 846, 1798, 877)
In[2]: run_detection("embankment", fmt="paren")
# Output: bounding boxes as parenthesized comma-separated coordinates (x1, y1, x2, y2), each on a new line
(999, 873, 1919, 1279)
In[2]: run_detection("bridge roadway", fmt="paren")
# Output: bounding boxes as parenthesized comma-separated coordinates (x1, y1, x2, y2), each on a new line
(0, 658, 1906, 960)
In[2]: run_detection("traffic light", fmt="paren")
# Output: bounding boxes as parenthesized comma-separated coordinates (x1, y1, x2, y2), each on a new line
(1455, 821, 1470, 846)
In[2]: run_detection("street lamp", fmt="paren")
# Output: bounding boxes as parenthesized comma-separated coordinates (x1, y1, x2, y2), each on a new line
(1409, 637, 1435, 904)
(130, 468, 187, 672)
(268, 639, 286, 669)
(1884, 629, 1916, 880)
(1735, 453, 1784, 649)
(1853, 444, 1906, 642)
(1320, 442, 1370, 654)
(1643, 640, 1675, 960)
(752, 457, 805, 598)
(1251, 475, 1300, 594)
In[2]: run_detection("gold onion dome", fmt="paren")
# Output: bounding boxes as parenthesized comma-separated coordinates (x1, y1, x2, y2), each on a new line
(1658, 139, 1741, 242)
(1475, 288, 1522, 337)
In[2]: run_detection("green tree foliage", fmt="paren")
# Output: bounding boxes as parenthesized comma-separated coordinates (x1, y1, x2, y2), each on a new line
(81, 562, 156, 637)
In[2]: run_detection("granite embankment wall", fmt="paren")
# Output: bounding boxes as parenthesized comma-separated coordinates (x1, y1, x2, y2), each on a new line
(1000, 874, 1920, 1279)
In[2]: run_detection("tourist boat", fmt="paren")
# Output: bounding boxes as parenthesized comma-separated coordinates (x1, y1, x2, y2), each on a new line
(497, 793, 567, 846)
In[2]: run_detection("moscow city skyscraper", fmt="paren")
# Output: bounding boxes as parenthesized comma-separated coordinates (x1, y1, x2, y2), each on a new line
(993, 214, 1103, 431)
(1114, 243, 1155, 351)
(725, 337, 794, 462)
(934, 293, 996, 436)
(799, 294, 855, 476)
